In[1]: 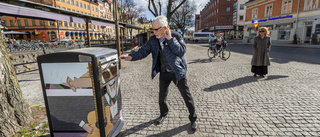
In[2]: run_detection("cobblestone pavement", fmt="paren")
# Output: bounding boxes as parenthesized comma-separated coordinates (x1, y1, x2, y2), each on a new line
(17, 43, 320, 136)
(118, 43, 320, 136)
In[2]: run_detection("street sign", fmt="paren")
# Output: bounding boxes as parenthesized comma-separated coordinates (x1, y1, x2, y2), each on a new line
(254, 20, 259, 28)
(254, 24, 259, 28)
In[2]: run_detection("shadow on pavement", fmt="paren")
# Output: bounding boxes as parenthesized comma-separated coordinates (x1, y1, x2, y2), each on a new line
(18, 79, 40, 82)
(203, 75, 289, 92)
(188, 58, 220, 64)
(146, 123, 195, 137)
(119, 119, 154, 136)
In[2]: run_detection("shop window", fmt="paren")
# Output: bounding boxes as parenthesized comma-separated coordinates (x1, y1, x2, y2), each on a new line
(282, 0, 292, 14)
(265, 4, 273, 17)
(278, 24, 291, 40)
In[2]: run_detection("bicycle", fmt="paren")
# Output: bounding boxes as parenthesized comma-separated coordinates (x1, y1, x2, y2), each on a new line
(207, 40, 231, 60)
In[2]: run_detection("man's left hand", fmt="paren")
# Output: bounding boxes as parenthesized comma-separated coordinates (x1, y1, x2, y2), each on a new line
(164, 26, 172, 40)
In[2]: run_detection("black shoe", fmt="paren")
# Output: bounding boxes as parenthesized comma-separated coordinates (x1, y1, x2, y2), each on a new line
(154, 115, 167, 125)
(253, 74, 257, 77)
(191, 121, 198, 131)
(259, 75, 265, 78)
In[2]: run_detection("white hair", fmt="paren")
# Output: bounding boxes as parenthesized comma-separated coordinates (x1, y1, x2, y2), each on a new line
(152, 15, 168, 27)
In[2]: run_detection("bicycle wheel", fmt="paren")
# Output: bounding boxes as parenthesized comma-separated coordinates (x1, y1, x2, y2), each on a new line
(207, 48, 215, 58)
(220, 47, 231, 60)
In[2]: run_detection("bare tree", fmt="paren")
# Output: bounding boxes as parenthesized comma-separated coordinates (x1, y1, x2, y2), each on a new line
(170, 0, 197, 36)
(0, 35, 32, 136)
(119, 0, 144, 37)
(148, 0, 187, 22)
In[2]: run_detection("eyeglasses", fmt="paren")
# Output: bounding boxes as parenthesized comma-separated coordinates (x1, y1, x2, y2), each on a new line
(259, 31, 265, 32)
(151, 26, 163, 31)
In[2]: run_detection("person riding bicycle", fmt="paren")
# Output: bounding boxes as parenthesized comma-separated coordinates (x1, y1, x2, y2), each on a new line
(214, 33, 224, 50)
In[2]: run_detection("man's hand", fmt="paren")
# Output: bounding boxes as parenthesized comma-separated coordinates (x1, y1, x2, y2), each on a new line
(119, 54, 132, 61)
(164, 26, 172, 40)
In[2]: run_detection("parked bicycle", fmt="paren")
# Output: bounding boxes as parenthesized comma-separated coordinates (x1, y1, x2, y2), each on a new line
(207, 40, 231, 60)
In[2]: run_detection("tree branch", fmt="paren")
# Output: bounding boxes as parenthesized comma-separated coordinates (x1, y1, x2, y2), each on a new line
(148, 0, 157, 17)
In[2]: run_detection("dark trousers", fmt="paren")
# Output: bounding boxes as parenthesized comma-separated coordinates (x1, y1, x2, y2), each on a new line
(159, 71, 197, 122)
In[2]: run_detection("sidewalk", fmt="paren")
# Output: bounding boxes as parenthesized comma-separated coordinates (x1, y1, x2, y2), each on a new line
(227, 39, 320, 48)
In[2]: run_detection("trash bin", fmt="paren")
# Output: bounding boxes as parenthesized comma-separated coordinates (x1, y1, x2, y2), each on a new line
(37, 47, 124, 137)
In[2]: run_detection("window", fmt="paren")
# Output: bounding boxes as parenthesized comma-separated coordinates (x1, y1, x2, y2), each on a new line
(24, 20, 29, 26)
(2, 20, 6, 26)
(71, 0, 74, 5)
(40, 20, 44, 26)
(17, 20, 21, 26)
(56, 6, 60, 8)
(74, 22, 77, 27)
(92, 6, 94, 11)
(59, 21, 62, 26)
(87, 5, 89, 10)
(80, 2, 82, 8)
(252, 8, 258, 19)
(226, 7, 230, 12)
(61, 0, 65, 2)
(84, 4, 86, 9)
(96, 8, 98, 12)
(282, 0, 292, 14)
(62, 7, 66, 10)
(305, 0, 317, 10)
(66, 0, 69, 4)
(240, 4, 244, 10)
(49, 21, 55, 26)
(239, 16, 244, 21)
(10, 20, 14, 26)
(76, 1, 78, 6)
(69, 22, 73, 27)
(265, 4, 273, 17)
(226, 17, 230, 23)
(32, 19, 36, 26)
(68, 9, 71, 11)
(227, 0, 230, 1)
(72, 9, 75, 12)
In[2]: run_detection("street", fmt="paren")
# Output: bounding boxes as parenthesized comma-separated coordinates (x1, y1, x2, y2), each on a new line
(17, 42, 320, 136)
(118, 42, 320, 136)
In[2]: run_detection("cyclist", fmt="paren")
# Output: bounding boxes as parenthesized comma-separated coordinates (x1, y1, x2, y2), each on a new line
(214, 33, 224, 50)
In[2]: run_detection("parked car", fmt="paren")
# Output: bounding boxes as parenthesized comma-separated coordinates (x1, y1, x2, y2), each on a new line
(51, 39, 74, 45)
(193, 32, 216, 43)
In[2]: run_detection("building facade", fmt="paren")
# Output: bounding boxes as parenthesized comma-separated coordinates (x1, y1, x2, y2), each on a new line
(195, 14, 201, 32)
(232, 0, 249, 39)
(198, 0, 234, 37)
(244, 0, 320, 43)
(1, 0, 113, 41)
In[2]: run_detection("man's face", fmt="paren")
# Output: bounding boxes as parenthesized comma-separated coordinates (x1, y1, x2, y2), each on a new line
(152, 22, 165, 39)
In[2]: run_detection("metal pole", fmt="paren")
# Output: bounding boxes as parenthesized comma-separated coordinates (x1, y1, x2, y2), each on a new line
(114, 0, 121, 68)
(295, 0, 300, 34)
(86, 20, 91, 47)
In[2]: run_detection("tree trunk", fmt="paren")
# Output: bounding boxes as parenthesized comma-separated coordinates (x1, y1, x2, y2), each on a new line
(0, 34, 32, 136)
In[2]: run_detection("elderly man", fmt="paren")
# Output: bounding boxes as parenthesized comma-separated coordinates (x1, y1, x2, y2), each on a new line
(119, 15, 198, 131)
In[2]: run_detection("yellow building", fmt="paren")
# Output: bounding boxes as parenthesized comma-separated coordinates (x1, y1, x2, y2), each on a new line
(1, 0, 113, 41)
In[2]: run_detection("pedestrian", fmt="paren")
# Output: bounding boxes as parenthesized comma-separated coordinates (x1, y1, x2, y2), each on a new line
(251, 27, 271, 77)
(119, 15, 198, 131)
(215, 33, 224, 50)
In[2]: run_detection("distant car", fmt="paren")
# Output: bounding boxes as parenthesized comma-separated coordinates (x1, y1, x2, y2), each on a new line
(51, 39, 74, 45)
(193, 32, 216, 43)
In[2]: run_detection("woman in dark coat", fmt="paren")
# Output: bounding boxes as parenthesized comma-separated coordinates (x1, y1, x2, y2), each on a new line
(251, 27, 271, 77)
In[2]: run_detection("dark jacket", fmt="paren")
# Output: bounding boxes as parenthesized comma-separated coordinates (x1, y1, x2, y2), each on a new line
(129, 31, 187, 81)
(251, 35, 271, 66)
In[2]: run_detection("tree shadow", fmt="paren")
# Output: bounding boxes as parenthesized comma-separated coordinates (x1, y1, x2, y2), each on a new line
(119, 119, 154, 136)
(203, 75, 289, 92)
(146, 123, 195, 137)
(188, 58, 219, 64)
(18, 79, 40, 82)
